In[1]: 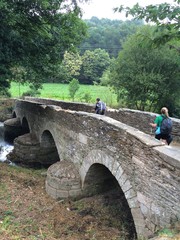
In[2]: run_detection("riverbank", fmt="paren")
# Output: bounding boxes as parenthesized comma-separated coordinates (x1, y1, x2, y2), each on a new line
(0, 163, 134, 240)
(0, 98, 15, 122)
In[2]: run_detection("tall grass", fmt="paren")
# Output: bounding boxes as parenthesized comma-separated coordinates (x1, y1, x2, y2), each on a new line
(10, 82, 119, 108)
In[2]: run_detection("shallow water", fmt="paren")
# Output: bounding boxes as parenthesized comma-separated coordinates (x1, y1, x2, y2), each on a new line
(0, 122, 14, 162)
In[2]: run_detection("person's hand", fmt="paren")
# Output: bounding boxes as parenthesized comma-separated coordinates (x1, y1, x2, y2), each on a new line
(150, 123, 156, 128)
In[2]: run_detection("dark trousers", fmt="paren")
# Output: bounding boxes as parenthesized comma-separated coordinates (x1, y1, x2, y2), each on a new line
(96, 109, 105, 115)
(155, 134, 173, 145)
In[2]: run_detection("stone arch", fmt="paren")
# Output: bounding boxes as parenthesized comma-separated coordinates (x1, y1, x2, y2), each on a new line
(21, 117, 30, 134)
(80, 149, 147, 238)
(12, 111, 16, 118)
(41, 130, 56, 147)
(40, 130, 60, 165)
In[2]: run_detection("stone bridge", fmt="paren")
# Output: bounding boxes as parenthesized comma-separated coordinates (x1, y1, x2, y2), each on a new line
(4, 97, 180, 239)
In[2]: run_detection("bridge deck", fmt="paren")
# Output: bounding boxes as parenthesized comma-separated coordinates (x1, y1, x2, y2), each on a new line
(167, 142, 180, 161)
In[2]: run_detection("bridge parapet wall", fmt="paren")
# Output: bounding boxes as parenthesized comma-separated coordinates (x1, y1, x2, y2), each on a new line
(107, 109, 180, 143)
(13, 99, 180, 238)
(24, 97, 94, 112)
(24, 97, 180, 143)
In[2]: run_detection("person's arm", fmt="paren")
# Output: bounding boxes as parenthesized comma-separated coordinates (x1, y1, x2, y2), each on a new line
(150, 116, 159, 128)
(150, 123, 157, 128)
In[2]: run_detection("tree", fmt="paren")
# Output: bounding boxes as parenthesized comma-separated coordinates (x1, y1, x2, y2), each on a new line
(10, 66, 28, 97)
(69, 78, 80, 101)
(114, 0, 180, 45)
(109, 26, 180, 114)
(100, 69, 111, 86)
(46, 51, 83, 83)
(63, 51, 82, 79)
(0, 0, 88, 95)
(79, 48, 111, 84)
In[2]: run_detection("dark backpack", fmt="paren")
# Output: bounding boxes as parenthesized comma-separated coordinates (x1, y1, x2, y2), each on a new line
(160, 117, 172, 135)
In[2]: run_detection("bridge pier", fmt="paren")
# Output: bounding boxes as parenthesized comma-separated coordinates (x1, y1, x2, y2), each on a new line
(4, 117, 23, 142)
(45, 161, 120, 200)
(7, 132, 60, 167)
(46, 161, 82, 199)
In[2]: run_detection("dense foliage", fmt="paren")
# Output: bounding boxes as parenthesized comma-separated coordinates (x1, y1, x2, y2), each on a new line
(46, 48, 111, 85)
(0, 0, 88, 95)
(79, 48, 111, 84)
(109, 26, 180, 116)
(115, 0, 180, 45)
(49, 18, 143, 84)
(112, 0, 180, 116)
(79, 17, 143, 57)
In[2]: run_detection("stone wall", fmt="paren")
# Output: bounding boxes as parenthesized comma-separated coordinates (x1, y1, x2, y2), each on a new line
(106, 109, 180, 143)
(24, 97, 94, 112)
(24, 97, 180, 143)
(10, 99, 180, 239)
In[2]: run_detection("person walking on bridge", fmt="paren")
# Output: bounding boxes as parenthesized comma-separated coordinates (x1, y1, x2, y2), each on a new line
(150, 107, 173, 145)
(95, 98, 106, 115)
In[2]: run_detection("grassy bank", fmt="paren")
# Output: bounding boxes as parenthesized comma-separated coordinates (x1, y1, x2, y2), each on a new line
(10, 82, 119, 108)
(0, 163, 134, 240)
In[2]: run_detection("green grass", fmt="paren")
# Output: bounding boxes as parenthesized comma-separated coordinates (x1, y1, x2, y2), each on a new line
(10, 82, 119, 108)
(158, 228, 178, 237)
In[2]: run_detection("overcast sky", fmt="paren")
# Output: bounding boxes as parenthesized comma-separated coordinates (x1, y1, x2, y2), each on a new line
(79, 0, 175, 20)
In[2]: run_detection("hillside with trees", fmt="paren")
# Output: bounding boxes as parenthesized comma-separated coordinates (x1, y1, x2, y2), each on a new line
(79, 17, 143, 58)
(47, 18, 144, 84)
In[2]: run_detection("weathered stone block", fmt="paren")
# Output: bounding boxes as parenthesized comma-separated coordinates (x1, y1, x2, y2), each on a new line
(45, 181, 57, 199)
(56, 189, 69, 199)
